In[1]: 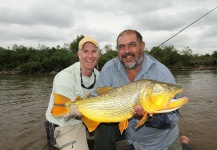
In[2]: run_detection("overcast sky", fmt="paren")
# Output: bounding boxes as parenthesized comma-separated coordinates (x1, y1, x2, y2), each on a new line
(0, 0, 217, 55)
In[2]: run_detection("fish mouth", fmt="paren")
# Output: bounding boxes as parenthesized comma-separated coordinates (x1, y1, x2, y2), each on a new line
(170, 97, 187, 102)
(155, 97, 188, 113)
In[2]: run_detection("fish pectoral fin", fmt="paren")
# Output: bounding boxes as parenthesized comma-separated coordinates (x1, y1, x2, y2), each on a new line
(135, 112, 148, 129)
(82, 116, 100, 132)
(96, 87, 113, 95)
(76, 96, 82, 100)
(51, 106, 70, 116)
(118, 120, 128, 135)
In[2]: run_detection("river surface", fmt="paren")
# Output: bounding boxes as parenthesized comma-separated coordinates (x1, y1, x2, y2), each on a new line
(0, 70, 217, 150)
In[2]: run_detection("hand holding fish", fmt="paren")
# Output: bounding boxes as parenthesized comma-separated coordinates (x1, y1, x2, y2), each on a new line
(69, 97, 82, 116)
(51, 79, 188, 134)
(134, 105, 153, 117)
(134, 105, 145, 117)
(70, 105, 81, 116)
(55, 96, 82, 118)
(62, 105, 81, 118)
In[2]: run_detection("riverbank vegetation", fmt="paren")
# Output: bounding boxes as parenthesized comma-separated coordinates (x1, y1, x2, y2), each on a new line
(0, 35, 217, 74)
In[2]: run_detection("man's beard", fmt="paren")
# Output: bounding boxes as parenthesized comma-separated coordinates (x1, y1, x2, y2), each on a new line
(119, 50, 144, 70)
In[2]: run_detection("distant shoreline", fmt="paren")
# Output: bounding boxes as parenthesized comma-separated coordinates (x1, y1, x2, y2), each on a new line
(1, 66, 217, 75)
(171, 66, 217, 71)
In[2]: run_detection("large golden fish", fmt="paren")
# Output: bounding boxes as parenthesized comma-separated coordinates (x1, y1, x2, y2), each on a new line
(51, 79, 188, 134)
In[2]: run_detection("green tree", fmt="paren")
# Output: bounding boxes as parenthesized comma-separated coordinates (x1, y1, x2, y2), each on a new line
(20, 62, 42, 74)
(98, 50, 118, 70)
(0, 47, 14, 70)
(103, 44, 113, 53)
(211, 51, 217, 65)
(1, 37, 217, 74)
(69, 35, 84, 53)
(179, 47, 194, 67)
(150, 46, 182, 70)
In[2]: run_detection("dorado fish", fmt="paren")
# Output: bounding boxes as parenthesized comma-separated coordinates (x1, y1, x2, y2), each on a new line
(51, 79, 188, 134)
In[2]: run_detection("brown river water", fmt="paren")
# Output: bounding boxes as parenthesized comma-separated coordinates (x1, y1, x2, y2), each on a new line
(0, 70, 217, 150)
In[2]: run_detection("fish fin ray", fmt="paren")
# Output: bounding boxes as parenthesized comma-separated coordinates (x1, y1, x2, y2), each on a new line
(84, 93, 91, 98)
(119, 120, 128, 135)
(96, 87, 113, 95)
(82, 116, 100, 132)
(51, 106, 70, 116)
(76, 96, 82, 100)
(53, 93, 70, 104)
(135, 112, 148, 129)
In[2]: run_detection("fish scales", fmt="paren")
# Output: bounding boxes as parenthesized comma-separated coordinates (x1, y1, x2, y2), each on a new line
(74, 80, 150, 122)
(51, 79, 188, 133)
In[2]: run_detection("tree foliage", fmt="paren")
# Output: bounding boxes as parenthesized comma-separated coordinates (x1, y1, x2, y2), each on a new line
(69, 35, 84, 53)
(0, 36, 216, 74)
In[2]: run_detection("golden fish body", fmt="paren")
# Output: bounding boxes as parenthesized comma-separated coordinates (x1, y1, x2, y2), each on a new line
(51, 79, 188, 134)
(75, 80, 145, 123)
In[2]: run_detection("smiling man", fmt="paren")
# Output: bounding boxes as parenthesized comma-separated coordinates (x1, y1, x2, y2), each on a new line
(45, 36, 100, 150)
(92, 29, 182, 150)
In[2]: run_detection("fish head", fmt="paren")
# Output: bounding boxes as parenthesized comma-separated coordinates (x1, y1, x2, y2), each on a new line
(140, 80, 187, 112)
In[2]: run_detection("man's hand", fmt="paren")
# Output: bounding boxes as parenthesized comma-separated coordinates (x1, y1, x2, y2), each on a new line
(63, 105, 81, 118)
(62, 97, 81, 118)
(134, 105, 145, 117)
(69, 105, 81, 116)
(69, 97, 81, 116)
(134, 105, 153, 117)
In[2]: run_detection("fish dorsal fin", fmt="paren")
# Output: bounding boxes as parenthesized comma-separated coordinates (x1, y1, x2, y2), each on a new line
(82, 116, 100, 132)
(75, 96, 82, 100)
(84, 93, 91, 98)
(135, 112, 148, 129)
(119, 120, 128, 135)
(96, 87, 113, 95)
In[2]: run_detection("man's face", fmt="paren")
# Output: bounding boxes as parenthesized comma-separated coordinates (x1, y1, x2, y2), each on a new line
(78, 42, 99, 71)
(117, 33, 145, 70)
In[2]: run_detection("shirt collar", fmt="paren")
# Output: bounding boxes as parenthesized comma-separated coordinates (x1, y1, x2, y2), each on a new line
(142, 53, 155, 72)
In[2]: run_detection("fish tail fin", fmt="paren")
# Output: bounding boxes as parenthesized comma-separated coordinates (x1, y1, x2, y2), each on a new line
(50, 93, 71, 116)
(53, 93, 71, 104)
(51, 106, 70, 116)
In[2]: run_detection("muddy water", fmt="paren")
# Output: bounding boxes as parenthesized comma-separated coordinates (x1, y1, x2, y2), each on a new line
(174, 71, 217, 150)
(0, 75, 53, 150)
(0, 71, 217, 150)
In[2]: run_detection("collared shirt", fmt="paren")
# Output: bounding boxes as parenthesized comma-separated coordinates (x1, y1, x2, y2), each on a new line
(92, 53, 179, 150)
